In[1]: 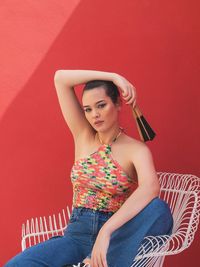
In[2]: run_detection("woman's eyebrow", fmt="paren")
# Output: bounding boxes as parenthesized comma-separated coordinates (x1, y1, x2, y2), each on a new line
(83, 100, 105, 108)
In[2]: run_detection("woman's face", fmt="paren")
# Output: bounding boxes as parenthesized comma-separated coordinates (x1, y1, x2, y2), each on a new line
(82, 87, 121, 132)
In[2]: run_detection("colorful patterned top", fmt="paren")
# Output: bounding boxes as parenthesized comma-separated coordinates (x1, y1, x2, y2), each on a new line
(70, 127, 138, 213)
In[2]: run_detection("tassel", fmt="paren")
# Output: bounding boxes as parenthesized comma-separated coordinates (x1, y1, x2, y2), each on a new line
(132, 104, 156, 142)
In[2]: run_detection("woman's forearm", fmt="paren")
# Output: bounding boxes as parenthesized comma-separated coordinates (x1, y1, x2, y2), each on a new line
(54, 69, 117, 87)
(100, 186, 160, 235)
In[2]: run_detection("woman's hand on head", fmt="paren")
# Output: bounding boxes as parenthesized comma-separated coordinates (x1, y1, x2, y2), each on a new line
(112, 73, 137, 109)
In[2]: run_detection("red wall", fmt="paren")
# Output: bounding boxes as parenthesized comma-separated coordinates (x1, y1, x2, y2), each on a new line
(0, 0, 199, 266)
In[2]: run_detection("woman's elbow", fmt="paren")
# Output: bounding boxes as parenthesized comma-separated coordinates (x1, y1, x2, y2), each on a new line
(152, 183, 160, 197)
(54, 70, 63, 82)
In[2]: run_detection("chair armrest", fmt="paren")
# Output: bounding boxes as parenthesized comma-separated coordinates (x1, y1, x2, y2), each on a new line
(134, 231, 191, 260)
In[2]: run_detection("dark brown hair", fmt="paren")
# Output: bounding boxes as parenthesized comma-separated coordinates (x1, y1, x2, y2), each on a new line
(82, 80, 120, 105)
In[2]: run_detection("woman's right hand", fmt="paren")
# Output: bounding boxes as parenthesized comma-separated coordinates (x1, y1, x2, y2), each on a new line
(112, 73, 137, 109)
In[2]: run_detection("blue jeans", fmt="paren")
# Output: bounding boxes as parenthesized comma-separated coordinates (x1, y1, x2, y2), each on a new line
(4, 197, 173, 267)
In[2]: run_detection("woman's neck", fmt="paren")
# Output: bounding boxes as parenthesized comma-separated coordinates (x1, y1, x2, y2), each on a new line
(96, 125, 124, 145)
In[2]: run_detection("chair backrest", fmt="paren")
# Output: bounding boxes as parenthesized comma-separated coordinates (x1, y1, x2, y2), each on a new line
(157, 171, 200, 249)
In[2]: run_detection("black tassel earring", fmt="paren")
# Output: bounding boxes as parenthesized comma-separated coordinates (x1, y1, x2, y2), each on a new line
(132, 104, 156, 142)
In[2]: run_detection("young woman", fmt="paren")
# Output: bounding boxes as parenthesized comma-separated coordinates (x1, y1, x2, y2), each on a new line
(4, 70, 173, 267)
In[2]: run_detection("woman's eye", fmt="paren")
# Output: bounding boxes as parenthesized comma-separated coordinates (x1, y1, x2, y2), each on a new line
(84, 108, 91, 112)
(84, 104, 106, 112)
(98, 104, 106, 108)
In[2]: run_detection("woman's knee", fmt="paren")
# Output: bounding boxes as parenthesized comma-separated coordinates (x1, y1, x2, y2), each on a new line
(147, 197, 172, 217)
(146, 200, 173, 236)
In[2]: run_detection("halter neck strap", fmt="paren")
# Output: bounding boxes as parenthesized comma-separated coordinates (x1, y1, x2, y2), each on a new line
(97, 127, 124, 146)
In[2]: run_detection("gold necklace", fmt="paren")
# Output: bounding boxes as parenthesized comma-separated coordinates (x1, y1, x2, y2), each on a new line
(96, 127, 124, 145)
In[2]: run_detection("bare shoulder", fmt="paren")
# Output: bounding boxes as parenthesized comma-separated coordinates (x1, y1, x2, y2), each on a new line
(123, 134, 150, 151)
(122, 134, 153, 161)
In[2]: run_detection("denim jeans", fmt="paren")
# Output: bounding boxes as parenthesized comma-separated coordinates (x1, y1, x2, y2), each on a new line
(4, 197, 173, 267)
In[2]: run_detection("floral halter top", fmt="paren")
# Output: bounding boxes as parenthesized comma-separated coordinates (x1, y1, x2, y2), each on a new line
(70, 127, 138, 213)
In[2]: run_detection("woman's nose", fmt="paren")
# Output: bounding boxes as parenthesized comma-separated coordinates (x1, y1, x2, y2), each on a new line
(92, 109, 100, 118)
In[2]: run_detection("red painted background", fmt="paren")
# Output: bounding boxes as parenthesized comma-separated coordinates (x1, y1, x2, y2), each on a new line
(0, 0, 199, 266)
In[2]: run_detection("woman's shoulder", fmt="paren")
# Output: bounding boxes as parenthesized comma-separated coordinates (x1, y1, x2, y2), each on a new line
(122, 133, 151, 158)
(122, 133, 147, 148)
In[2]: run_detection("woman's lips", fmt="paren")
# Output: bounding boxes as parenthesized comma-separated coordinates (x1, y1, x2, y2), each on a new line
(94, 121, 104, 126)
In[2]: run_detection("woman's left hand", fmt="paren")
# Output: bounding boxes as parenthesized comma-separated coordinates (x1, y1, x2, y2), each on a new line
(90, 228, 111, 267)
(112, 73, 137, 109)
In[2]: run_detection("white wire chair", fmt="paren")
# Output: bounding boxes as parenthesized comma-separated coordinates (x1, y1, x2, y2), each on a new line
(21, 172, 200, 267)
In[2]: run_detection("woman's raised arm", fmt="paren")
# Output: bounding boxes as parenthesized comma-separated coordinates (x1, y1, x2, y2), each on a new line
(54, 69, 116, 87)
(53, 70, 116, 140)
